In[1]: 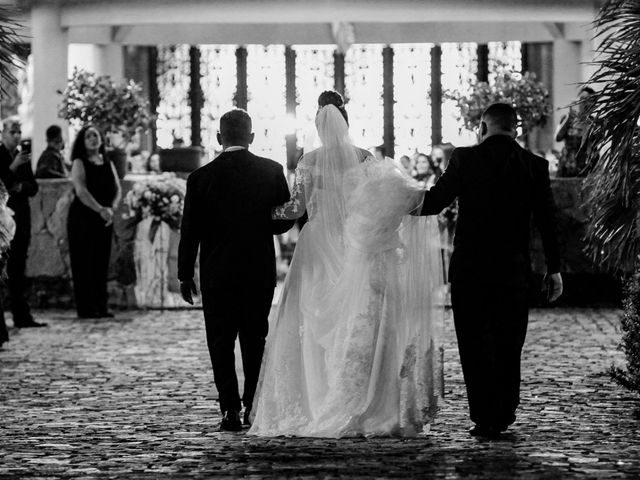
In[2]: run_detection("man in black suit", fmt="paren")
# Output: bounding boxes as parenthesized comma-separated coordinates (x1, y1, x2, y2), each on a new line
(419, 103, 562, 438)
(0, 117, 44, 329)
(178, 109, 293, 431)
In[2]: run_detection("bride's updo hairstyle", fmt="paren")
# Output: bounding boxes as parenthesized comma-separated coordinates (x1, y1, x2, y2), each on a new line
(318, 90, 349, 125)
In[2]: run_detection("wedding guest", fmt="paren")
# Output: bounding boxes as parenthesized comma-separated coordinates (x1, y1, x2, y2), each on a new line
(0, 117, 44, 328)
(146, 152, 161, 174)
(36, 125, 68, 179)
(555, 87, 595, 177)
(430, 143, 455, 176)
(398, 154, 414, 175)
(67, 125, 121, 319)
(0, 180, 16, 347)
(413, 152, 435, 188)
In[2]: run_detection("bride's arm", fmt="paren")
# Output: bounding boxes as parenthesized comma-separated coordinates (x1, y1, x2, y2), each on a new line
(272, 164, 307, 220)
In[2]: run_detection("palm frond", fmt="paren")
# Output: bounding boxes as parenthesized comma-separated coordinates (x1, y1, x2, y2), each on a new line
(0, 5, 27, 96)
(583, 0, 640, 272)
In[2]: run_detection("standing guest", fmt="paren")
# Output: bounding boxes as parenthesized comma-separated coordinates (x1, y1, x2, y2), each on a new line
(35, 125, 68, 179)
(0, 117, 44, 328)
(178, 109, 293, 431)
(555, 87, 595, 177)
(0, 180, 16, 347)
(418, 103, 562, 438)
(67, 125, 121, 319)
(413, 152, 435, 188)
(430, 143, 455, 179)
(397, 154, 415, 175)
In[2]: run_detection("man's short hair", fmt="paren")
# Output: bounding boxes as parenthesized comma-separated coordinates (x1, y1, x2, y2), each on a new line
(219, 109, 252, 144)
(46, 125, 62, 142)
(1, 116, 21, 131)
(481, 103, 518, 131)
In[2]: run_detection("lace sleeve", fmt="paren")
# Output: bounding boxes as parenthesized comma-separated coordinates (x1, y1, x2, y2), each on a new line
(272, 164, 307, 220)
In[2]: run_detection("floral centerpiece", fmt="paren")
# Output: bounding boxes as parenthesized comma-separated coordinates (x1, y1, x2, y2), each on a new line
(446, 71, 552, 142)
(123, 173, 186, 243)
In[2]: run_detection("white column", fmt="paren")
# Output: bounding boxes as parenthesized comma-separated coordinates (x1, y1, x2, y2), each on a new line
(31, 4, 69, 165)
(552, 39, 581, 149)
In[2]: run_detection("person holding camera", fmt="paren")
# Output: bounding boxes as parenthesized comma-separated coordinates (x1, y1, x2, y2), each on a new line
(0, 117, 43, 328)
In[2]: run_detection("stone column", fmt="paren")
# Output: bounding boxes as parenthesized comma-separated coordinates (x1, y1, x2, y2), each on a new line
(552, 39, 581, 149)
(430, 44, 442, 147)
(523, 42, 554, 152)
(235, 47, 248, 110)
(477, 43, 489, 82)
(31, 4, 68, 164)
(382, 46, 394, 158)
(333, 51, 345, 98)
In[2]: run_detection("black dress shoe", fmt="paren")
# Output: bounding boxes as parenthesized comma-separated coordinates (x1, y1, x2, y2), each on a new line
(469, 425, 501, 439)
(14, 319, 48, 328)
(220, 410, 242, 432)
(243, 409, 251, 426)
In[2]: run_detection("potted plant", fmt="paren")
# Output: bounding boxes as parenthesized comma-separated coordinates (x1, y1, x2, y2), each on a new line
(58, 67, 152, 178)
(446, 71, 552, 150)
(582, 0, 640, 400)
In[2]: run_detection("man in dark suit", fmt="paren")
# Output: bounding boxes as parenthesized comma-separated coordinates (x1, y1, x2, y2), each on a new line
(178, 109, 293, 431)
(0, 117, 43, 329)
(419, 103, 562, 438)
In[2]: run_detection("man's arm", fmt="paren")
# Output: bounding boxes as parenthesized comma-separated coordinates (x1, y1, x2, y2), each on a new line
(419, 148, 463, 216)
(532, 158, 561, 274)
(532, 158, 563, 301)
(178, 173, 202, 285)
(271, 165, 296, 234)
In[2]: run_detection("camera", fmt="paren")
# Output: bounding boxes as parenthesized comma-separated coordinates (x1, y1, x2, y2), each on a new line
(20, 139, 31, 155)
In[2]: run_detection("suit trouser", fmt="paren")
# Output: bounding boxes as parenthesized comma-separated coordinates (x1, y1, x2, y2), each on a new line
(7, 210, 32, 322)
(201, 284, 273, 414)
(451, 281, 529, 428)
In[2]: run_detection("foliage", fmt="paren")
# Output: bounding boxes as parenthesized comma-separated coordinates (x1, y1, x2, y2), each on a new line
(0, 6, 27, 97)
(446, 71, 552, 136)
(610, 269, 640, 395)
(122, 173, 186, 243)
(583, 0, 640, 273)
(58, 67, 151, 140)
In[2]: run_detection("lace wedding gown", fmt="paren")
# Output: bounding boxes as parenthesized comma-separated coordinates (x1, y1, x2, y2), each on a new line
(249, 106, 445, 438)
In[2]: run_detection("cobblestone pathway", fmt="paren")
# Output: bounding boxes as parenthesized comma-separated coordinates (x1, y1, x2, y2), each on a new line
(1, 307, 639, 479)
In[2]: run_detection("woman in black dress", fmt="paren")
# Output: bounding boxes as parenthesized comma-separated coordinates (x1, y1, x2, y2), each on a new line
(68, 126, 121, 318)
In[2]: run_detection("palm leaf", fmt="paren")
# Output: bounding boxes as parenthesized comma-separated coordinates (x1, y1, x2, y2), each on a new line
(583, 0, 640, 272)
(0, 5, 27, 96)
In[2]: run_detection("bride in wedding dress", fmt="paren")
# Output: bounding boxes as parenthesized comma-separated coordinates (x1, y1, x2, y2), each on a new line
(249, 91, 445, 438)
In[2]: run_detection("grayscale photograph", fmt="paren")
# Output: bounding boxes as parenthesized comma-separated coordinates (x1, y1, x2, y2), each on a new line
(0, 0, 639, 478)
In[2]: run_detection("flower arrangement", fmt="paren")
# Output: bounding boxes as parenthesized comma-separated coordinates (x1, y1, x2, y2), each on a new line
(123, 173, 186, 243)
(446, 71, 552, 136)
(58, 67, 151, 142)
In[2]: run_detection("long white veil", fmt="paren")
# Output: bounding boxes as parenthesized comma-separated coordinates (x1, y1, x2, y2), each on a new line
(250, 104, 444, 437)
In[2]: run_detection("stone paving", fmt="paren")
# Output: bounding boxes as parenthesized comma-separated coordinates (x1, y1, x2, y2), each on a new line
(1, 307, 639, 479)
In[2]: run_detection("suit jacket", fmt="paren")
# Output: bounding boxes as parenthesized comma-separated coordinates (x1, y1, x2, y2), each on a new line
(36, 147, 68, 179)
(0, 144, 39, 224)
(178, 148, 293, 290)
(421, 135, 560, 286)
